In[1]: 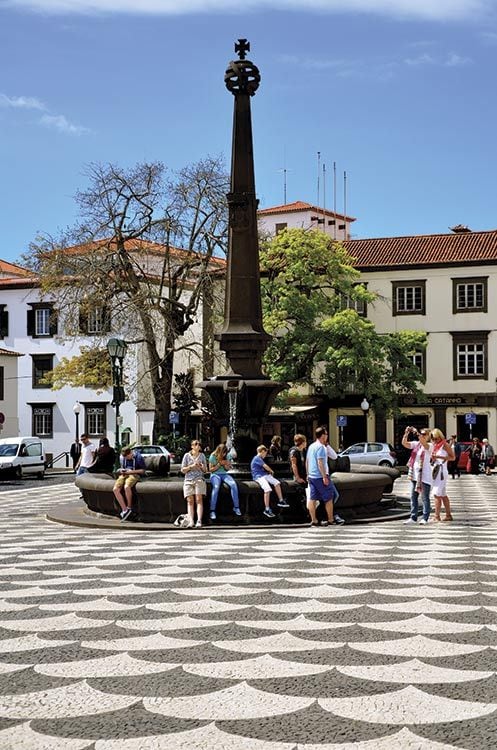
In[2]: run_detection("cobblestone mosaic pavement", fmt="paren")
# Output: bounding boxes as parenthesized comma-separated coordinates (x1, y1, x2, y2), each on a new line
(1, 474, 497, 748)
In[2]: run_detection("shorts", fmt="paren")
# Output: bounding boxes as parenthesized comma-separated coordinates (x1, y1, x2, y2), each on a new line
(183, 478, 206, 497)
(114, 474, 140, 490)
(255, 475, 281, 493)
(308, 476, 336, 503)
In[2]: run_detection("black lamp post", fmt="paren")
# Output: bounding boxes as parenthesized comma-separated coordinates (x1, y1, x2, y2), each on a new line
(107, 337, 127, 456)
(73, 401, 81, 442)
(361, 397, 370, 442)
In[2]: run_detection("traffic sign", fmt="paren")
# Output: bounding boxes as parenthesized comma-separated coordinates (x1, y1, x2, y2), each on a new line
(336, 415, 348, 427)
(169, 410, 180, 425)
(465, 413, 477, 425)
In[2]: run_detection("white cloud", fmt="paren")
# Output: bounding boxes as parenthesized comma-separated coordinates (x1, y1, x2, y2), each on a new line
(2, 0, 493, 22)
(0, 91, 90, 136)
(445, 52, 472, 65)
(40, 113, 90, 135)
(0, 93, 47, 110)
(404, 53, 436, 65)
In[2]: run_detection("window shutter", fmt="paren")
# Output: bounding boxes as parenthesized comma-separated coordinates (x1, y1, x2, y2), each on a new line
(103, 306, 111, 333)
(49, 309, 58, 337)
(27, 309, 35, 336)
(0, 309, 8, 338)
(79, 309, 88, 333)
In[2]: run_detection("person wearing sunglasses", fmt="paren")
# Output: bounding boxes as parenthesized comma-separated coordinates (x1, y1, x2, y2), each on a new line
(402, 427, 433, 525)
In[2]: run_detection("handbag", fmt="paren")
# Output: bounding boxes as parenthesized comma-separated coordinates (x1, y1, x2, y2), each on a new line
(432, 463, 441, 481)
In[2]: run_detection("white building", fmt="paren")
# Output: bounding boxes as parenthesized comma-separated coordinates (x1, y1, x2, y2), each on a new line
(258, 201, 355, 241)
(258, 203, 497, 448)
(0, 242, 212, 464)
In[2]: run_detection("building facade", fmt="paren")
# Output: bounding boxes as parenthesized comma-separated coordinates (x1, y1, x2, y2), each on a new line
(258, 202, 497, 450)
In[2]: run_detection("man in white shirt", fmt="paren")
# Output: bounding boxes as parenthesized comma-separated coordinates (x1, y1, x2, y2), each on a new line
(75, 434, 96, 477)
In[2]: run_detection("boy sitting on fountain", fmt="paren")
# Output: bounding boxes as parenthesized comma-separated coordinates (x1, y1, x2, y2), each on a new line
(250, 445, 289, 518)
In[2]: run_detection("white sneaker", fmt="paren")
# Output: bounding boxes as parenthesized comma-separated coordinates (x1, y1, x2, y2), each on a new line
(404, 518, 417, 525)
(419, 518, 428, 525)
(195, 520, 202, 528)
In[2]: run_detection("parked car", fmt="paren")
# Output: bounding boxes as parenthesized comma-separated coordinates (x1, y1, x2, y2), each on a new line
(133, 445, 174, 473)
(0, 437, 46, 479)
(338, 442, 397, 467)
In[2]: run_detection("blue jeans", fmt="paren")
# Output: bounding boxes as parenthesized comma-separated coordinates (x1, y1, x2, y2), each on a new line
(76, 466, 89, 477)
(210, 473, 240, 511)
(410, 480, 431, 521)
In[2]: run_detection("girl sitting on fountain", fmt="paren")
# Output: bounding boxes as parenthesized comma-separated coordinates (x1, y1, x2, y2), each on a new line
(209, 443, 242, 521)
(181, 440, 207, 528)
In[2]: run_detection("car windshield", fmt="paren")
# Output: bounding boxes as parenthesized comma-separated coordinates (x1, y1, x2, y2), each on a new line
(0, 444, 18, 457)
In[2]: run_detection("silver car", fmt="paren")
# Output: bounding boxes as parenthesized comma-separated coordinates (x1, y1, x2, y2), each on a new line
(338, 442, 397, 467)
(133, 445, 174, 472)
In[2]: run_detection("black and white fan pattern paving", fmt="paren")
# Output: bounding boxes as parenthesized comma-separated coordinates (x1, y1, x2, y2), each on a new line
(1, 476, 497, 748)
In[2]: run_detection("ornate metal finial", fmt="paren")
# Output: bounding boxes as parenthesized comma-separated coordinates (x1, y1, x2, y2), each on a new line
(235, 38, 250, 60)
(225, 39, 260, 97)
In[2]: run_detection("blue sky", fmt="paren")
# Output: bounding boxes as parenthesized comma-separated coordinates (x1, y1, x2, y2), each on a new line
(1, 0, 497, 263)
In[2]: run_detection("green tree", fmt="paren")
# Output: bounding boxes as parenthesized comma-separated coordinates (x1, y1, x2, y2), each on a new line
(25, 158, 228, 442)
(260, 228, 426, 413)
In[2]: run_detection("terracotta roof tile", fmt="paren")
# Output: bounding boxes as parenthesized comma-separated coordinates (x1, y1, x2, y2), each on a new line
(344, 230, 497, 269)
(258, 201, 355, 222)
(0, 347, 23, 357)
(0, 259, 32, 276)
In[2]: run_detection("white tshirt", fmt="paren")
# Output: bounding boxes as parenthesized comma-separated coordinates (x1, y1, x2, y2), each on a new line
(408, 440, 433, 485)
(80, 442, 96, 468)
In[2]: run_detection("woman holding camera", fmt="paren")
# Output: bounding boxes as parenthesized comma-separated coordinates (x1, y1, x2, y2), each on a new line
(402, 427, 433, 524)
(430, 428, 455, 522)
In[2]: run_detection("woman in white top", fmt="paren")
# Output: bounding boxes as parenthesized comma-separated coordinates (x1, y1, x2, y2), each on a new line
(180, 440, 207, 528)
(430, 428, 455, 522)
(401, 427, 433, 524)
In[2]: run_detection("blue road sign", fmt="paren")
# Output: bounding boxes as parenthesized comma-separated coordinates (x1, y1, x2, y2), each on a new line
(169, 410, 180, 425)
(337, 415, 348, 427)
(465, 412, 477, 425)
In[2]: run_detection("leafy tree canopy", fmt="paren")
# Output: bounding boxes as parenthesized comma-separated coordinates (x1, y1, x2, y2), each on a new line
(260, 228, 426, 414)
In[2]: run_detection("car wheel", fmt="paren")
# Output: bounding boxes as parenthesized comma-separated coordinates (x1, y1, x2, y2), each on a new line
(37, 471, 45, 479)
(379, 460, 392, 467)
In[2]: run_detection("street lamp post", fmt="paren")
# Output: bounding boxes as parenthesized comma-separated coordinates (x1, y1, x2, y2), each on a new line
(71, 401, 82, 470)
(361, 397, 370, 441)
(107, 337, 127, 457)
(73, 401, 81, 442)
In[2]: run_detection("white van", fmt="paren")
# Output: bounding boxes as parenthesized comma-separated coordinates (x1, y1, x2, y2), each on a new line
(0, 437, 46, 479)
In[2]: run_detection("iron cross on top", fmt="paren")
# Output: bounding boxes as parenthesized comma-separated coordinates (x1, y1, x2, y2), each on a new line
(235, 38, 250, 60)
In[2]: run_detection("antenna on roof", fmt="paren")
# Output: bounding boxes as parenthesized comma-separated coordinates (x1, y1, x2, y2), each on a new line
(343, 170, 347, 240)
(277, 167, 290, 205)
(333, 161, 337, 240)
(322, 163, 326, 233)
(317, 151, 321, 208)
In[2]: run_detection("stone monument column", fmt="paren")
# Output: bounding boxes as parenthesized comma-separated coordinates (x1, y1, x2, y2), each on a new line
(219, 38, 269, 378)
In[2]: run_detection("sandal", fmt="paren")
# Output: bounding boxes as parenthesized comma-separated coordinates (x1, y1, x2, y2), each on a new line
(442, 514, 454, 522)
(434, 515, 441, 522)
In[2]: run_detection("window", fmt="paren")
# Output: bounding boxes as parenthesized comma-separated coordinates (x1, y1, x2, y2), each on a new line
(32, 354, 54, 388)
(392, 281, 426, 316)
(32, 406, 53, 437)
(340, 284, 368, 317)
(367, 443, 384, 453)
(412, 351, 425, 378)
(452, 331, 489, 380)
(85, 405, 106, 436)
(0, 366, 3, 400)
(0, 306, 8, 339)
(27, 304, 57, 338)
(79, 305, 111, 335)
(453, 277, 488, 313)
(275, 222, 287, 234)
